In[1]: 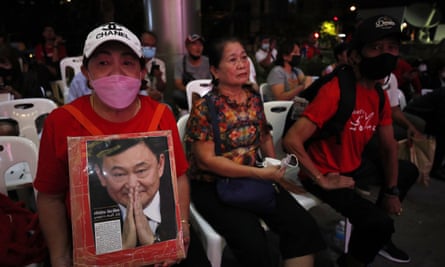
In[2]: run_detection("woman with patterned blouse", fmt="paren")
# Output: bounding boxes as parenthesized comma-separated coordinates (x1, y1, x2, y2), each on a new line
(185, 37, 325, 267)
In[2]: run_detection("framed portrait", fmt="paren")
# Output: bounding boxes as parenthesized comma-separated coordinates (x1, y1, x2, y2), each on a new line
(68, 131, 185, 266)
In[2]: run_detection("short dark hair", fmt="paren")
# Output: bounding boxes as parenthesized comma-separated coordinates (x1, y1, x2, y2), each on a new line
(333, 43, 349, 61)
(140, 30, 158, 41)
(207, 36, 244, 68)
(275, 40, 297, 67)
(88, 136, 167, 169)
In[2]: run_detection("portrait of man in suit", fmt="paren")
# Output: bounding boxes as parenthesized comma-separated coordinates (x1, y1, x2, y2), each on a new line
(87, 135, 177, 252)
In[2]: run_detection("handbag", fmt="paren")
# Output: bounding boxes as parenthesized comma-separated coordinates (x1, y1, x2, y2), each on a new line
(398, 136, 436, 186)
(205, 94, 277, 214)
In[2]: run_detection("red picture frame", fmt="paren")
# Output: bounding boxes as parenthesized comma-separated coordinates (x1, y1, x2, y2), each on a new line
(68, 131, 185, 266)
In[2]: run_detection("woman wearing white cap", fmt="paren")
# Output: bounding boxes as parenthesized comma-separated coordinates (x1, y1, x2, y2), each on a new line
(34, 22, 210, 267)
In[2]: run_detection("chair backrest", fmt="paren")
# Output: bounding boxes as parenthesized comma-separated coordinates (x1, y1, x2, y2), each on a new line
(0, 136, 38, 195)
(397, 88, 407, 111)
(259, 83, 268, 102)
(50, 80, 66, 105)
(176, 113, 227, 267)
(176, 113, 190, 150)
(0, 98, 58, 148)
(0, 93, 13, 102)
(60, 56, 83, 103)
(421, 88, 433, 95)
(186, 79, 212, 112)
(263, 100, 294, 158)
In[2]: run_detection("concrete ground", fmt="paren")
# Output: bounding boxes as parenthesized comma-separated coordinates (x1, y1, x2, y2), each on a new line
(221, 178, 445, 267)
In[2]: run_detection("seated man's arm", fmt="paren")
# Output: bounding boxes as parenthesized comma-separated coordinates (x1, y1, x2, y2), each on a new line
(376, 124, 401, 215)
(283, 117, 355, 190)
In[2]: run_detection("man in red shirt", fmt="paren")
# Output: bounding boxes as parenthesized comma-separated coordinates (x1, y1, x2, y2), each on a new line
(284, 15, 416, 267)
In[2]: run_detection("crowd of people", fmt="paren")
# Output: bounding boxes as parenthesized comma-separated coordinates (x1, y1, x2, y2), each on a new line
(0, 11, 444, 267)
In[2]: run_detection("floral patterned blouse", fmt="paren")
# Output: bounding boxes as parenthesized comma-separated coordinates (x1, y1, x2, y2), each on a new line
(185, 87, 270, 182)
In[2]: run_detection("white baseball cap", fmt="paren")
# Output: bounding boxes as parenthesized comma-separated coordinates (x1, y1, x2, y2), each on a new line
(83, 22, 142, 58)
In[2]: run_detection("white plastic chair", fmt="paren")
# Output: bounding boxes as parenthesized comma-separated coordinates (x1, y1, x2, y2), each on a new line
(186, 79, 212, 112)
(0, 136, 38, 194)
(0, 93, 13, 102)
(50, 80, 66, 105)
(259, 83, 268, 102)
(176, 114, 189, 150)
(176, 114, 226, 267)
(0, 136, 41, 266)
(263, 100, 294, 158)
(0, 98, 58, 148)
(397, 88, 407, 111)
(60, 56, 83, 103)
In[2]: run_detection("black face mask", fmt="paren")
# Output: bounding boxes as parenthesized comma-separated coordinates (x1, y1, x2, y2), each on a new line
(359, 53, 398, 80)
(189, 54, 201, 61)
(290, 55, 301, 67)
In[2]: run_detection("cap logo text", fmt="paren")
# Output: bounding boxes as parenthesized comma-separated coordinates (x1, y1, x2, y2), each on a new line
(375, 16, 396, 30)
(96, 22, 130, 41)
(95, 30, 130, 41)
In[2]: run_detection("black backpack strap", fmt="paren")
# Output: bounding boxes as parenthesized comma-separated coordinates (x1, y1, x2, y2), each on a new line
(375, 83, 385, 119)
(205, 94, 222, 156)
(320, 65, 356, 143)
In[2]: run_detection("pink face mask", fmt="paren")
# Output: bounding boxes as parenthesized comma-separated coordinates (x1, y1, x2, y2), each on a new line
(90, 75, 141, 109)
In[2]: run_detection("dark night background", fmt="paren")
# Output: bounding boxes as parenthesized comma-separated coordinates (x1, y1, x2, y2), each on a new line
(1, 0, 443, 57)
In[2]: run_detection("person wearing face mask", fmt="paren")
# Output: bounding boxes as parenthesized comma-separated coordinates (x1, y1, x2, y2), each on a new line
(254, 36, 277, 85)
(140, 30, 167, 102)
(255, 36, 277, 70)
(265, 40, 312, 101)
(34, 22, 211, 267)
(173, 34, 211, 113)
(283, 15, 417, 267)
(66, 31, 167, 105)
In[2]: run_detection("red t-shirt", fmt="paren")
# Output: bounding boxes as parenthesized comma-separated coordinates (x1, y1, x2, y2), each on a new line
(393, 58, 421, 93)
(34, 95, 188, 198)
(302, 77, 392, 176)
(34, 43, 67, 63)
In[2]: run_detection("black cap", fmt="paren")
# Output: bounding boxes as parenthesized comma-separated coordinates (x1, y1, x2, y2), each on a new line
(351, 15, 403, 49)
